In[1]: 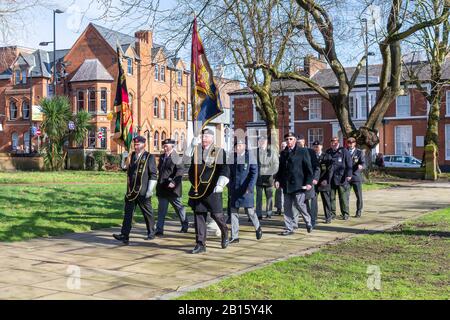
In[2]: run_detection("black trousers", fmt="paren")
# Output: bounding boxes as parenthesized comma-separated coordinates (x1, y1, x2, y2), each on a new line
(350, 182, 363, 215)
(121, 195, 155, 237)
(307, 190, 332, 225)
(194, 212, 228, 246)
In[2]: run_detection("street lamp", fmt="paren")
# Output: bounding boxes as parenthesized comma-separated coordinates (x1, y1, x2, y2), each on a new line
(39, 9, 64, 96)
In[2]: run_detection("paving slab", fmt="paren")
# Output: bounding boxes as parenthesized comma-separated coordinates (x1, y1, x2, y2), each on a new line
(0, 182, 448, 300)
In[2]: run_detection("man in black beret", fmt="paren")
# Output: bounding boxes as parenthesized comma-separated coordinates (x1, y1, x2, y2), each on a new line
(275, 132, 314, 235)
(113, 135, 158, 244)
(155, 138, 188, 236)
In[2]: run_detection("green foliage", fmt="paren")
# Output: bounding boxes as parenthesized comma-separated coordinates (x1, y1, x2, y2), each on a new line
(106, 154, 121, 165)
(92, 151, 107, 171)
(39, 96, 91, 171)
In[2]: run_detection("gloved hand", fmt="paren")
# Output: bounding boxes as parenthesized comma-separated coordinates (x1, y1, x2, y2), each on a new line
(145, 180, 157, 198)
(213, 176, 229, 193)
(184, 135, 202, 157)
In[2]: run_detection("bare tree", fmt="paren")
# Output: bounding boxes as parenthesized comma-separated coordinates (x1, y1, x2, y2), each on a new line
(403, 0, 449, 171)
(262, 0, 449, 151)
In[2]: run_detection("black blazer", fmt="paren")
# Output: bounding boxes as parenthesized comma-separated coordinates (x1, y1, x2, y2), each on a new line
(127, 151, 157, 196)
(348, 148, 365, 183)
(316, 152, 333, 192)
(306, 147, 320, 200)
(326, 147, 352, 187)
(156, 151, 184, 198)
(275, 145, 313, 194)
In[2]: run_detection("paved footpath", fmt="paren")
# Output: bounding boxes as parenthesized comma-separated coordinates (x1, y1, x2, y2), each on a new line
(0, 182, 449, 300)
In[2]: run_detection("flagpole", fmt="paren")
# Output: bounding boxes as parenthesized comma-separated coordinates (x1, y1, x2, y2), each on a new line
(192, 14, 198, 195)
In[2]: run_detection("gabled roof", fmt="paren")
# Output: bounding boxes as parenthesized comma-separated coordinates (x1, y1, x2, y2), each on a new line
(91, 23, 136, 51)
(69, 58, 113, 82)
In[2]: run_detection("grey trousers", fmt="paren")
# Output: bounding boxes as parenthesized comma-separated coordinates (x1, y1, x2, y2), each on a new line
(275, 188, 284, 211)
(284, 192, 312, 232)
(256, 185, 273, 217)
(230, 207, 260, 239)
(156, 196, 188, 233)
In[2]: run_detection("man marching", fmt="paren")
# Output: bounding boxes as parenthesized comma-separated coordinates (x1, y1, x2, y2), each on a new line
(113, 136, 157, 244)
(186, 128, 229, 254)
(312, 141, 333, 223)
(346, 137, 365, 218)
(275, 132, 314, 235)
(155, 138, 189, 236)
(229, 139, 262, 244)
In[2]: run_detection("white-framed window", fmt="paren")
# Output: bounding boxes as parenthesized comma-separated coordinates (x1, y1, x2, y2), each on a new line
(21, 70, 27, 84)
(174, 131, 179, 144)
(11, 132, 18, 150)
(160, 99, 166, 119)
(177, 70, 183, 86)
(308, 128, 324, 147)
(88, 130, 96, 148)
(396, 94, 411, 117)
(88, 89, 96, 113)
(349, 96, 356, 119)
(9, 100, 17, 120)
(15, 70, 20, 84)
(253, 102, 263, 122)
(153, 130, 160, 150)
(174, 101, 179, 120)
(100, 88, 107, 113)
(155, 65, 159, 81)
(127, 58, 133, 75)
(22, 101, 30, 119)
(446, 90, 450, 116)
(160, 65, 165, 82)
(77, 91, 84, 111)
(180, 102, 185, 120)
(100, 127, 107, 149)
(349, 92, 375, 119)
(395, 125, 412, 155)
(308, 98, 322, 120)
(446, 124, 450, 160)
(153, 98, 159, 118)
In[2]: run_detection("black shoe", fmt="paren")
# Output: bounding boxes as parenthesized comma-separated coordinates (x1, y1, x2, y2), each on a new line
(113, 233, 129, 244)
(306, 225, 313, 233)
(180, 225, 189, 233)
(155, 230, 164, 237)
(325, 219, 332, 224)
(258, 216, 263, 221)
(229, 237, 240, 244)
(146, 233, 155, 240)
(280, 230, 294, 236)
(342, 215, 349, 220)
(354, 212, 361, 218)
(265, 214, 272, 219)
(221, 231, 229, 249)
(277, 210, 283, 216)
(256, 227, 263, 240)
(192, 244, 206, 254)
(226, 217, 231, 224)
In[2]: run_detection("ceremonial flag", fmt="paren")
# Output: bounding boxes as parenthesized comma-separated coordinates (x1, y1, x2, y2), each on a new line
(113, 46, 134, 151)
(191, 17, 223, 134)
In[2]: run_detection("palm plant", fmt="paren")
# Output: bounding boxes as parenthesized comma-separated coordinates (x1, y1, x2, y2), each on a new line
(40, 96, 91, 170)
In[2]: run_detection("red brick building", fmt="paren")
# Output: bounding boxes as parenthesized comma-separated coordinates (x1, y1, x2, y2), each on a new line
(231, 56, 450, 171)
(0, 23, 189, 156)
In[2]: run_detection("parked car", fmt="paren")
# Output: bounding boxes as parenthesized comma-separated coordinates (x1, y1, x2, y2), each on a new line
(383, 155, 422, 168)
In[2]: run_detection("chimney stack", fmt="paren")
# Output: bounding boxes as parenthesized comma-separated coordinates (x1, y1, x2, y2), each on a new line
(304, 54, 327, 78)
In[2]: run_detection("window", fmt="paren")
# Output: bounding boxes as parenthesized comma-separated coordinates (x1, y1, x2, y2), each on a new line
(446, 90, 450, 116)
(11, 132, 18, 150)
(180, 132, 185, 148)
(161, 99, 166, 119)
(88, 89, 96, 113)
(174, 132, 179, 144)
(180, 102, 185, 120)
(100, 88, 107, 113)
(15, 70, 20, 84)
(160, 66, 165, 82)
(177, 70, 183, 86)
(395, 126, 412, 155)
(47, 84, 54, 97)
(9, 100, 17, 120)
(127, 58, 133, 75)
(446, 124, 450, 160)
(88, 130, 96, 148)
(396, 94, 411, 117)
(77, 91, 84, 111)
(308, 128, 324, 147)
(100, 127, 107, 149)
(129, 93, 133, 108)
(153, 131, 159, 150)
(161, 131, 167, 144)
(349, 96, 356, 119)
(21, 70, 27, 84)
(359, 95, 368, 119)
(155, 65, 159, 81)
(22, 101, 30, 120)
(174, 101, 179, 120)
(153, 98, 159, 118)
(309, 98, 322, 120)
(24, 131, 30, 153)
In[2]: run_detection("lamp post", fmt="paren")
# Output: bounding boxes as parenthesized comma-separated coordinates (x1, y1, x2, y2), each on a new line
(39, 9, 63, 96)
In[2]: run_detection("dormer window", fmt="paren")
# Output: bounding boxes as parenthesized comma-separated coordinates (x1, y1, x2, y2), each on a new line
(177, 70, 183, 86)
(15, 70, 21, 85)
(127, 58, 133, 75)
(160, 65, 165, 82)
(155, 65, 159, 81)
(21, 69, 27, 84)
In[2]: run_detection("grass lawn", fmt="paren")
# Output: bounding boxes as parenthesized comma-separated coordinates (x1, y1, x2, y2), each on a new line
(178, 207, 450, 300)
(0, 171, 392, 242)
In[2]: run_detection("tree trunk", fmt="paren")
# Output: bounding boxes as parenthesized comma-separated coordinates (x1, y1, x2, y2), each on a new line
(423, 87, 442, 173)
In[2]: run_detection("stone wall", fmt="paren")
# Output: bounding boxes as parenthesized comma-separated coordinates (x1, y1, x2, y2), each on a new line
(0, 153, 44, 171)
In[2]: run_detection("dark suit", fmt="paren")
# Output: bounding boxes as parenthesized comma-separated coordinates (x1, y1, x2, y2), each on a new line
(304, 148, 320, 226)
(315, 152, 333, 222)
(326, 147, 352, 218)
(188, 145, 229, 246)
(121, 151, 157, 237)
(155, 151, 188, 233)
(275, 145, 313, 232)
(347, 148, 365, 216)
